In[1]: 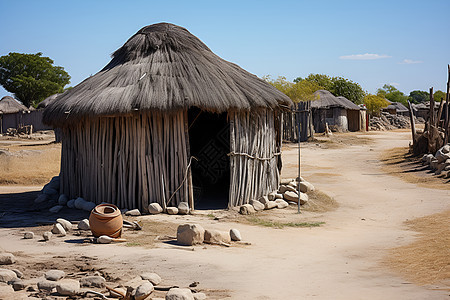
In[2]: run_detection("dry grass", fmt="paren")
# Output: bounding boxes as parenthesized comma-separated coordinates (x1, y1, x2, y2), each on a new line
(384, 210, 450, 286)
(302, 190, 339, 212)
(380, 147, 450, 190)
(0, 143, 61, 185)
(120, 219, 179, 248)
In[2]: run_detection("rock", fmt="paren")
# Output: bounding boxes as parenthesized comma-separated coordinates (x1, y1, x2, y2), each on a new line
(74, 197, 87, 209)
(148, 203, 163, 214)
(0, 268, 17, 282)
(51, 223, 66, 236)
(166, 288, 194, 300)
(275, 199, 289, 209)
(56, 279, 80, 296)
(177, 202, 190, 215)
(299, 181, 315, 193)
(177, 224, 205, 246)
(49, 205, 64, 213)
(23, 231, 34, 239)
(0, 253, 15, 265)
(430, 159, 439, 170)
(288, 181, 297, 188)
(77, 219, 90, 230)
(11, 279, 26, 291)
(135, 282, 154, 300)
(140, 273, 162, 285)
(249, 200, 264, 211)
(239, 204, 255, 215)
(56, 218, 72, 231)
(280, 178, 295, 185)
(37, 279, 57, 291)
(82, 201, 96, 212)
(43, 232, 52, 241)
(267, 192, 277, 201)
(45, 269, 65, 281)
(425, 154, 434, 164)
(193, 292, 207, 300)
(166, 207, 179, 215)
(299, 192, 309, 205)
(264, 201, 277, 210)
(275, 193, 283, 199)
(34, 194, 48, 204)
(125, 209, 141, 216)
(0, 284, 15, 298)
(11, 269, 23, 279)
(67, 199, 75, 208)
(97, 235, 113, 244)
(285, 185, 297, 192)
(43, 187, 58, 196)
(279, 185, 288, 193)
(80, 275, 106, 288)
(283, 190, 299, 202)
(441, 144, 450, 154)
(204, 229, 231, 245)
(258, 195, 269, 205)
(230, 229, 241, 241)
(435, 149, 450, 163)
(58, 195, 68, 206)
(109, 287, 127, 298)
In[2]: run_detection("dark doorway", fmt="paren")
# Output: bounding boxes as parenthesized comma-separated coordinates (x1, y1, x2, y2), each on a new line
(188, 107, 230, 209)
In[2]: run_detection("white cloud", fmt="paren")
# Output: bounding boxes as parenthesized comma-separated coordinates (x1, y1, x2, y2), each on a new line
(339, 53, 392, 60)
(399, 59, 423, 64)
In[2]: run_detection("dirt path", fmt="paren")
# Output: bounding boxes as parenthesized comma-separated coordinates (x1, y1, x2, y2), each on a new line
(0, 131, 449, 299)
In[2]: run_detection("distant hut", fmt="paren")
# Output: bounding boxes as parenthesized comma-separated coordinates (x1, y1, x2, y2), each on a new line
(0, 96, 28, 133)
(311, 90, 360, 132)
(43, 23, 292, 211)
(383, 102, 409, 116)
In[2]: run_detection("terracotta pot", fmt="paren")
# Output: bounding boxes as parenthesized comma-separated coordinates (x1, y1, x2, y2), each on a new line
(89, 204, 123, 238)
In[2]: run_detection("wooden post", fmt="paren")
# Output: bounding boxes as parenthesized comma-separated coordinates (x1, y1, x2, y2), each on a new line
(407, 100, 416, 147)
(444, 64, 450, 145)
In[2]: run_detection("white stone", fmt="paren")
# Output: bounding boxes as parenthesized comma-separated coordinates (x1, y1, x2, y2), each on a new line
(140, 272, 162, 285)
(43, 231, 52, 241)
(166, 207, 179, 215)
(77, 219, 90, 230)
(441, 144, 450, 154)
(285, 185, 297, 192)
(239, 204, 255, 215)
(258, 195, 269, 205)
(0, 268, 17, 283)
(177, 202, 190, 215)
(37, 279, 57, 291)
(230, 228, 241, 241)
(109, 287, 127, 298)
(193, 292, 207, 300)
(56, 218, 72, 231)
(49, 205, 64, 213)
(204, 229, 231, 245)
(249, 200, 264, 211)
(58, 194, 69, 206)
(135, 282, 154, 300)
(283, 190, 299, 202)
(279, 185, 289, 193)
(125, 209, 141, 216)
(67, 199, 75, 208)
(264, 201, 277, 210)
(97, 235, 113, 244)
(11, 269, 23, 279)
(177, 224, 205, 246)
(56, 279, 80, 296)
(11, 278, 26, 291)
(275, 199, 289, 209)
(51, 223, 66, 236)
(275, 193, 283, 199)
(80, 275, 106, 288)
(288, 181, 297, 188)
(166, 288, 194, 300)
(0, 253, 15, 265)
(267, 192, 277, 201)
(299, 181, 315, 193)
(45, 269, 65, 281)
(148, 203, 163, 214)
(34, 194, 48, 204)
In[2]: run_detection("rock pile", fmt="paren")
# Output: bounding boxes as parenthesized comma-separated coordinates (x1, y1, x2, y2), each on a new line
(238, 177, 314, 214)
(421, 144, 450, 178)
(177, 224, 242, 247)
(369, 112, 412, 131)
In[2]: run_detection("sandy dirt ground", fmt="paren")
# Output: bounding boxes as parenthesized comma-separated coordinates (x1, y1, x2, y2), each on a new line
(0, 130, 449, 299)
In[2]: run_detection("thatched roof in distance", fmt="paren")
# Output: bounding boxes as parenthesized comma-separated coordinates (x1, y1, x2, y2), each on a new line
(386, 102, 408, 113)
(37, 93, 61, 109)
(44, 23, 292, 126)
(0, 96, 28, 114)
(311, 90, 360, 110)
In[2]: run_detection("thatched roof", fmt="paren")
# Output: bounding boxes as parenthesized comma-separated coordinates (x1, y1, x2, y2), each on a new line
(385, 102, 408, 113)
(38, 93, 61, 109)
(311, 90, 360, 110)
(43, 23, 292, 126)
(0, 96, 28, 114)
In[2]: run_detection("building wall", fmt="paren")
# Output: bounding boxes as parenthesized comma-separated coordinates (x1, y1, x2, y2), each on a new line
(0, 110, 52, 133)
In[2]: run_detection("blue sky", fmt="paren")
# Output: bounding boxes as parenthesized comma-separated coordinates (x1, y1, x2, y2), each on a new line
(0, 0, 449, 99)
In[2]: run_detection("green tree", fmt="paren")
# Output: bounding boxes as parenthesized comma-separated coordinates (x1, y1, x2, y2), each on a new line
(0, 52, 70, 107)
(295, 73, 333, 90)
(264, 75, 321, 102)
(376, 84, 408, 105)
(408, 90, 429, 104)
(434, 90, 446, 102)
(364, 94, 390, 116)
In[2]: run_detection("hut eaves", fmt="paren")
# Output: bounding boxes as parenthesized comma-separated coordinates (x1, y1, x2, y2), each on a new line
(311, 90, 360, 110)
(0, 96, 28, 114)
(43, 23, 292, 127)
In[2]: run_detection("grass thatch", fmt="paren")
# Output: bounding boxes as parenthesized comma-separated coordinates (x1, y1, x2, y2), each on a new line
(311, 90, 360, 110)
(0, 96, 28, 114)
(43, 23, 292, 127)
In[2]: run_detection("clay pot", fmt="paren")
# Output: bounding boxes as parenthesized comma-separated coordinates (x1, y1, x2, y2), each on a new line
(89, 204, 123, 238)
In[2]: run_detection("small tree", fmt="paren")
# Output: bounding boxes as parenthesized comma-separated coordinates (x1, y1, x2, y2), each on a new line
(408, 90, 429, 104)
(264, 76, 321, 102)
(364, 94, 390, 116)
(376, 84, 408, 105)
(433, 90, 446, 102)
(0, 52, 70, 107)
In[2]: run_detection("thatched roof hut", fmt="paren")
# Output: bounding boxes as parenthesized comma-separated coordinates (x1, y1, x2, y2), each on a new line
(0, 96, 28, 114)
(37, 93, 61, 109)
(44, 23, 291, 210)
(384, 102, 409, 116)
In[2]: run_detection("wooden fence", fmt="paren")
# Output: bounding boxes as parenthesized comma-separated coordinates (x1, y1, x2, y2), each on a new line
(282, 101, 313, 142)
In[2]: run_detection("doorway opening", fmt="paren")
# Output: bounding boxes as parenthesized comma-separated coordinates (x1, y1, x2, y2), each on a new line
(188, 107, 230, 209)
